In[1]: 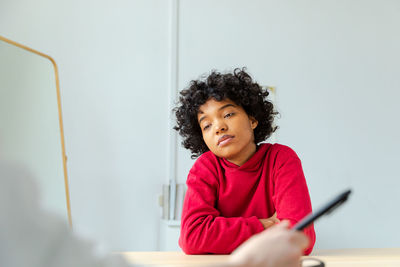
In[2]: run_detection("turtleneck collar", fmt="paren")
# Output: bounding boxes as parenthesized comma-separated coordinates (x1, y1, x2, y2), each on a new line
(219, 143, 272, 172)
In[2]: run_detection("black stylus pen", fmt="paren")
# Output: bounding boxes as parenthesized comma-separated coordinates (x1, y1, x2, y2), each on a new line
(293, 189, 352, 231)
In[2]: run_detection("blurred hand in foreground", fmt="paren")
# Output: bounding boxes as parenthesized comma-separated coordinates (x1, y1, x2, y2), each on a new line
(229, 221, 309, 267)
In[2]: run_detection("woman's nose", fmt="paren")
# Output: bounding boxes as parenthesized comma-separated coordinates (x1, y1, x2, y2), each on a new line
(214, 120, 227, 134)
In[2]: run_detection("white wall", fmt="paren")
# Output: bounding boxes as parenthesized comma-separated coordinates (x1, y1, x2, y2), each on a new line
(176, 0, 400, 249)
(0, 0, 170, 251)
(2, 0, 400, 252)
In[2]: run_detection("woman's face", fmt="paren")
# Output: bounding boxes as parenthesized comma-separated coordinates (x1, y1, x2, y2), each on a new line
(197, 98, 258, 166)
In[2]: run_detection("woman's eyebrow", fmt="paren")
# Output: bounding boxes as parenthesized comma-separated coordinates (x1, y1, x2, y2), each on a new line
(219, 103, 235, 110)
(198, 110, 206, 124)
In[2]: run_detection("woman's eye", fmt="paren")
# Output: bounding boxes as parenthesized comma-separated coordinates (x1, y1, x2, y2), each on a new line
(224, 112, 234, 118)
(203, 124, 210, 130)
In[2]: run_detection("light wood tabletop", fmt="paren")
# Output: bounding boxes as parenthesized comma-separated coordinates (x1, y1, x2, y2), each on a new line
(120, 248, 400, 267)
(120, 251, 228, 267)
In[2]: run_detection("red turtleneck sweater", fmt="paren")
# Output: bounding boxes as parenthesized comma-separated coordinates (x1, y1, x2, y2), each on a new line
(179, 143, 315, 255)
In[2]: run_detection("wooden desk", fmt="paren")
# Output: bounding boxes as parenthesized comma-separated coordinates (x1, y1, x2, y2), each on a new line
(120, 248, 400, 267)
(305, 248, 400, 266)
(121, 251, 228, 267)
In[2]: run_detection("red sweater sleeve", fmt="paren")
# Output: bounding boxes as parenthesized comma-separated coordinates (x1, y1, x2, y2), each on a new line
(179, 172, 264, 254)
(272, 148, 316, 255)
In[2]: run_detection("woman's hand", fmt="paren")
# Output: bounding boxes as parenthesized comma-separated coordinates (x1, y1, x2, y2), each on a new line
(259, 212, 280, 229)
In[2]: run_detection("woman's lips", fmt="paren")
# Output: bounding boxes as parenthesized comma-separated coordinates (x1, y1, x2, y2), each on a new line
(218, 135, 234, 146)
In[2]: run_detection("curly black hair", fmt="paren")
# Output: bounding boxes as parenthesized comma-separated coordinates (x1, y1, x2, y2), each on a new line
(174, 68, 278, 159)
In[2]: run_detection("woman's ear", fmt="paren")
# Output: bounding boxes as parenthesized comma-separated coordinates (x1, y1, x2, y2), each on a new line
(249, 116, 258, 130)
